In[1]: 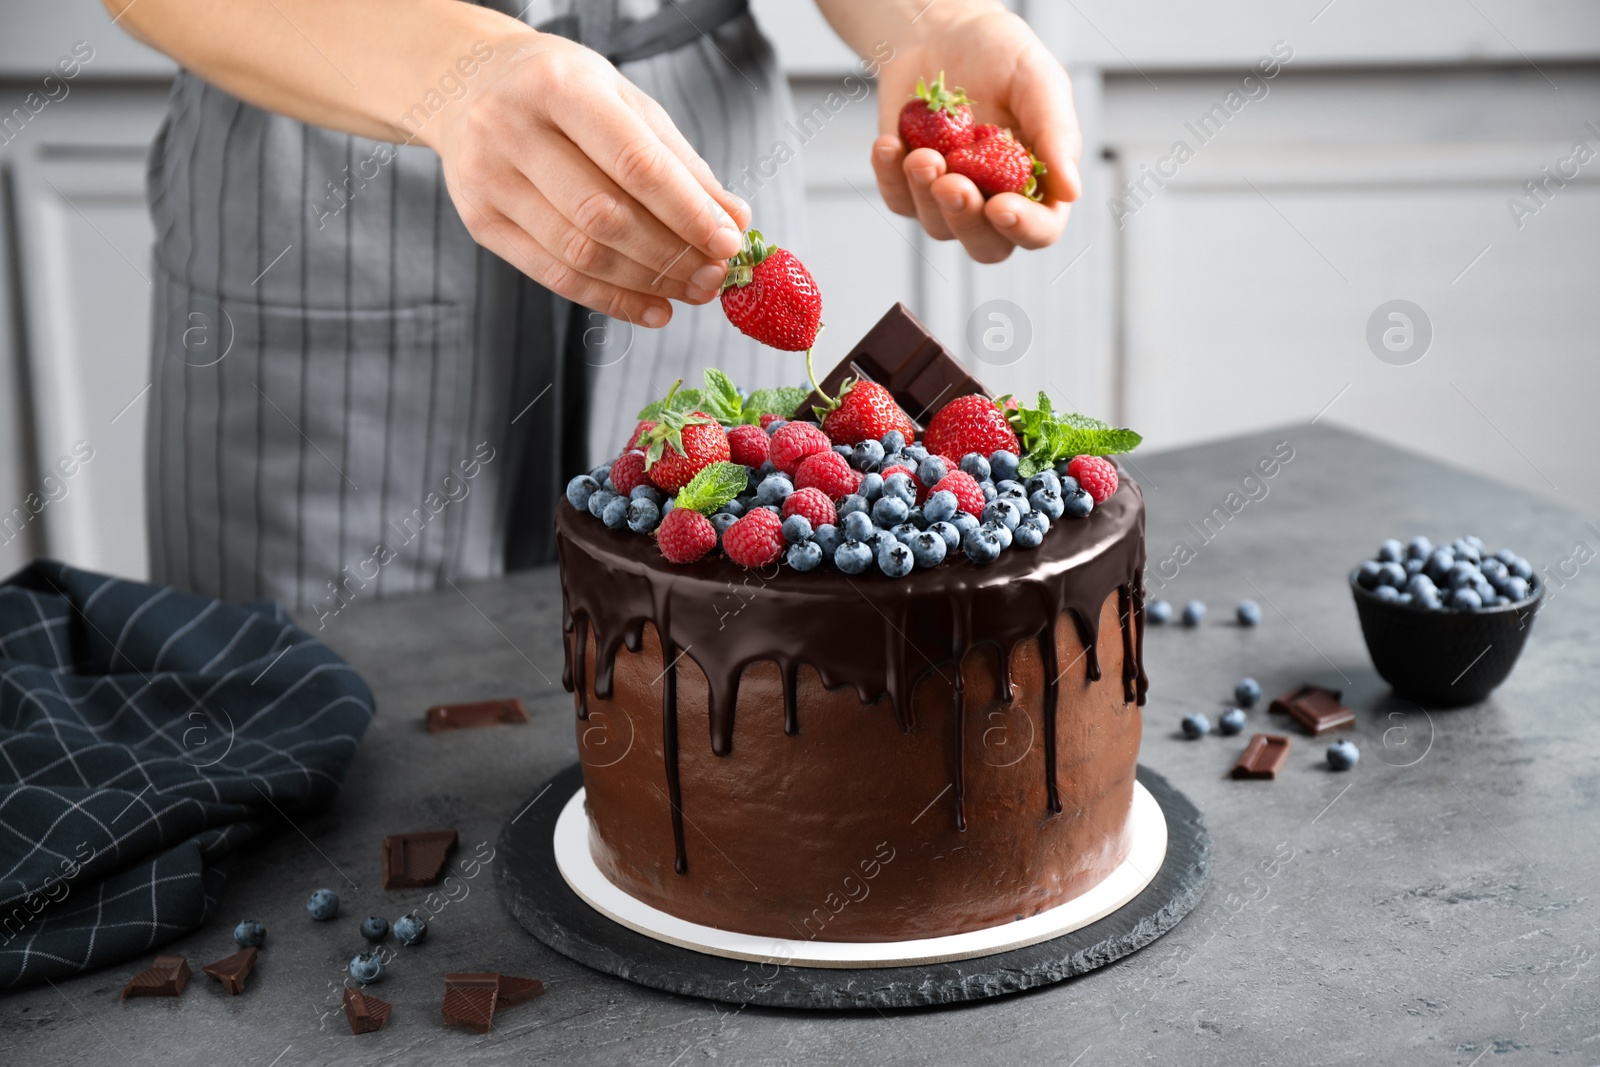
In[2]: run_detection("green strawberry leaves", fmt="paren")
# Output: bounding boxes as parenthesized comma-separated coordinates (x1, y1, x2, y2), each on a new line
(1003, 392, 1142, 479)
(639, 371, 806, 430)
(673, 461, 748, 514)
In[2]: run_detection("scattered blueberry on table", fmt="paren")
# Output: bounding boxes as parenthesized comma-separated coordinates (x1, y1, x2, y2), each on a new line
(1235, 677, 1261, 708)
(1181, 600, 1206, 626)
(1326, 739, 1360, 770)
(1147, 599, 1173, 625)
(392, 914, 428, 945)
(360, 915, 389, 942)
(233, 920, 266, 949)
(1219, 708, 1247, 735)
(306, 889, 339, 922)
(1181, 712, 1211, 739)
(1356, 535, 1534, 610)
(348, 952, 384, 984)
(1236, 599, 1261, 626)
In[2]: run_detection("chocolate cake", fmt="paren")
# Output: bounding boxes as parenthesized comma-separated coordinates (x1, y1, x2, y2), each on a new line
(557, 472, 1147, 942)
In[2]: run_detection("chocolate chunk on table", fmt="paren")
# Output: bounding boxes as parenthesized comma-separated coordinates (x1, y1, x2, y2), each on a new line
(1269, 684, 1355, 735)
(444, 971, 546, 1008)
(441, 974, 499, 1033)
(425, 698, 529, 733)
(1231, 734, 1292, 780)
(121, 955, 189, 999)
(201, 946, 257, 995)
(382, 829, 459, 889)
(798, 303, 991, 427)
(343, 987, 392, 1034)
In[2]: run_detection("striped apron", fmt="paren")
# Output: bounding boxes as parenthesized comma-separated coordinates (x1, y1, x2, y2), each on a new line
(143, 0, 807, 614)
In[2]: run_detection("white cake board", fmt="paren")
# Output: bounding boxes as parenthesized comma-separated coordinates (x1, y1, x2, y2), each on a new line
(553, 782, 1168, 969)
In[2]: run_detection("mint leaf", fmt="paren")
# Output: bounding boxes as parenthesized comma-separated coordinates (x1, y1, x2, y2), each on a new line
(745, 386, 808, 420)
(699, 368, 746, 425)
(637, 387, 703, 422)
(673, 461, 748, 514)
(1006, 393, 1141, 473)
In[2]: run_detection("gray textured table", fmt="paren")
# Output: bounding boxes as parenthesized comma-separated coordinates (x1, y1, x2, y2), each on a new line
(6, 424, 1597, 1066)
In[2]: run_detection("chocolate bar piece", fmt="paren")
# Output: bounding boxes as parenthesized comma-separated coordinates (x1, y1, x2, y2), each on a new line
(343, 987, 392, 1034)
(425, 698, 529, 733)
(798, 303, 991, 427)
(1269, 684, 1354, 735)
(442, 974, 499, 1033)
(382, 829, 459, 890)
(121, 955, 189, 999)
(1231, 734, 1291, 780)
(201, 946, 257, 995)
(444, 972, 546, 1008)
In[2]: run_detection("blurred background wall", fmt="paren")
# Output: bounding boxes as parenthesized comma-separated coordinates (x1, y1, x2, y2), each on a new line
(3, 0, 1598, 583)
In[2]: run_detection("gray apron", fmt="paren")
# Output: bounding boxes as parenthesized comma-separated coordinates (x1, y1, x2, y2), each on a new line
(143, 0, 807, 613)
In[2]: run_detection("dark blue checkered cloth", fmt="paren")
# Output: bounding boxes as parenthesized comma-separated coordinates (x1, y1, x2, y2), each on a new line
(0, 561, 375, 988)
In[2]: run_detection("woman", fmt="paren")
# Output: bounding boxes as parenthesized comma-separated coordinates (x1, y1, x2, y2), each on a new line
(107, 0, 1082, 610)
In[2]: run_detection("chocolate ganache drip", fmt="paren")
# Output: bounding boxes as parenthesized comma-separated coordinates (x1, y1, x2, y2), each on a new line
(558, 478, 1147, 874)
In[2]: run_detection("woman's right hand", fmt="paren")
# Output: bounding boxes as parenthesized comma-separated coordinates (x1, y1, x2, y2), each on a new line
(430, 30, 751, 327)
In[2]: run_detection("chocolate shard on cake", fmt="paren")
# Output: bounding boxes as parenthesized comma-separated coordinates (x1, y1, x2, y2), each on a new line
(797, 302, 991, 425)
(201, 946, 257, 995)
(343, 987, 392, 1034)
(425, 698, 530, 733)
(441, 974, 499, 1033)
(382, 830, 459, 889)
(121, 955, 189, 999)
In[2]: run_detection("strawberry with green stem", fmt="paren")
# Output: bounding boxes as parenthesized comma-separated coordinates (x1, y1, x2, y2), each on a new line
(898, 71, 977, 156)
(719, 230, 822, 353)
(635, 380, 731, 493)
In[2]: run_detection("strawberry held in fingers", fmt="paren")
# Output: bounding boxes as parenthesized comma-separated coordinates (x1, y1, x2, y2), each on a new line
(720, 230, 822, 352)
(897, 71, 976, 155)
(946, 128, 1045, 200)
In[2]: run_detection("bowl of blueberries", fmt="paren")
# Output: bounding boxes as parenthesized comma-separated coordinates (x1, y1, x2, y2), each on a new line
(1350, 535, 1541, 706)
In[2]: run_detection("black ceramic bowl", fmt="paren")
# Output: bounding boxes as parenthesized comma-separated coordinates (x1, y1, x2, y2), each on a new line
(1350, 571, 1542, 707)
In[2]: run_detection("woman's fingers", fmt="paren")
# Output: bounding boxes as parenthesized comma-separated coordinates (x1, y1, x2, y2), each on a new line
(928, 173, 1016, 263)
(623, 82, 751, 231)
(871, 135, 917, 218)
(901, 147, 957, 241)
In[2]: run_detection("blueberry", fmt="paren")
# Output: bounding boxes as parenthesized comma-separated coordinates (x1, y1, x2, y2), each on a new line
(835, 540, 873, 575)
(960, 453, 991, 481)
(233, 920, 266, 949)
(995, 479, 1028, 502)
(1377, 562, 1408, 588)
(891, 522, 919, 544)
(765, 419, 788, 436)
(756, 460, 779, 478)
(1504, 576, 1530, 601)
(856, 472, 885, 504)
(392, 913, 427, 945)
(842, 510, 874, 542)
(852, 440, 885, 471)
(588, 464, 612, 485)
(980, 480, 998, 503)
(832, 444, 853, 460)
(1492, 548, 1517, 566)
(1374, 585, 1401, 603)
(661, 497, 675, 517)
(783, 515, 813, 544)
(838, 493, 869, 519)
(903, 444, 929, 464)
(1181, 600, 1205, 626)
(1509, 556, 1533, 580)
(787, 541, 823, 572)
(757, 473, 794, 506)
(717, 498, 745, 518)
(1062, 487, 1094, 519)
(909, 530, 947, 568)
(1446, 561, 1478, 590)
(950, 511, 981, 537)
(813, 524, 842, 561)
(1452, 540, 1481, 564)
(1181, 713, 1211, 739)
(1424, 549, 1455, 583)
(1408, 574, 1442, 610)
(1026, 470, 1062, 498)
(878, 540, 915, 578)
(982, 498, 1024, 531)
(963, 527, 1002, 564)
(626, 498, 661, 534)
(928, 521, 961, 553)
(1405, 557, 1425, 576)
(872, 496, 909, 527)
(1012, 521, 1044, 549)
(1449, 587, 1483, 612)
(306, 888, 340, 922)
(1406, 536, 1433, 560)
(711, 512, 739, 544)
(880, 430, 906, 452)
(1023, 509, 1051, 536)
(905, 505, 929, 529)
(1472, 576, 1496, 602)
(1377, 538, 1403, 563)
(983, 519, 1013, 550)
(1219, 708, 1247, 735)
(1326, 740, 1359, 771)
(1029, 488, 1064, 520)
(882, 473, 916, 506)
(1237, 599, 1261, 626)
(566, 475, 599, 511)
(989, 450, 1019, 482)
(1234, 677, 1261, 707)
(913, 455, 945, 488)
(349, 952, 384, 984)
(1356, 560, 1383, 589)
(1464, 534, 1485, 551)
(1148, 599, 1173, 624)
(630, 484, 664, 505)
(360, 915, 389, 942)
(1480, 558, 1508, 583)
(587, 488, 618, 519)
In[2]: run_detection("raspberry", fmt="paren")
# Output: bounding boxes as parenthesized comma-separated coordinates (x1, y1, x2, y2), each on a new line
(726, 424, 770, 468)
(723, 508, 785, 568)
(793, 451, 860, 501)
(930, 470, 985, 516)
(657, 507, 718, 564)
(607, 450, 650, 496)
(1067, 455, 1118, 504)
(769, 421, 831, 477)
(625, 420, 656, 452)
(782, 487, 837, 531)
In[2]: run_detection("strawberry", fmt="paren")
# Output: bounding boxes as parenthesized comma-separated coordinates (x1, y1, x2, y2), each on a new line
(759, 412, 786, 430)
(723, 508, 785, 568)
(637, 381, 731, 493)
(793, 451, 859, 501)
(1067, 455, 1119, 504)
(608, 450, 650, 496)
(624, 420, 656, 452)
(818, 380, 916, 447)
(720, 230, 822, 352)
(782, 487, 837, 531)
(924, 394, 1020, 460)
(970, 123, 1004, 143)
(769, 421, 831, 477)
(930, 470, 985, 517)
(657, 506, 718, 564)
(726, 423, 770, 468)
(898, 72, 976, 155)
(946, 128, 1045, 200)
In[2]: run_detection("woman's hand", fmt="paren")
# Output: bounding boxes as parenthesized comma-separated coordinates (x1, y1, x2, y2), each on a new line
(431, 31, 752, 326)
(869, 8, 1083, 264)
